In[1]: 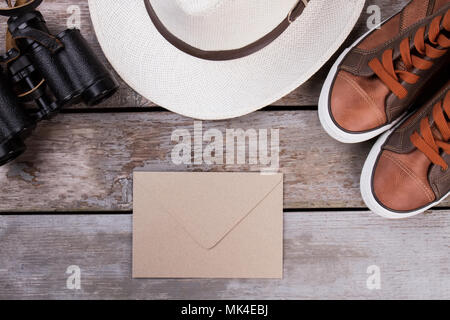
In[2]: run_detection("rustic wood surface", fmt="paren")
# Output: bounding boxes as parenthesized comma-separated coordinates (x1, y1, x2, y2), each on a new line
(2, 0, 447, 300)
(1, 111, 450, 212)
(0, 111, 373, 211)
(0, 212, 448, 300)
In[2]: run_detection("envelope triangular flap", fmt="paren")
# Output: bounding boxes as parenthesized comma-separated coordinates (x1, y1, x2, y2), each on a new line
(135, 172, 282, 249)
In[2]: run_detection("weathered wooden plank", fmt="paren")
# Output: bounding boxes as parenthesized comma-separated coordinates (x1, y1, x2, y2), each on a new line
(0, 0, 410, 108)
(1, 111, 449, 212)
(0, 212, 448, 299)
(0, 111, 367, 212)
(2, 111, 449, 212)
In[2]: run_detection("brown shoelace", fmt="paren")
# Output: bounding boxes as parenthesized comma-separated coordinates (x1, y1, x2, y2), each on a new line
(410, 91, 450, 170)
(368, 9, 450, 99)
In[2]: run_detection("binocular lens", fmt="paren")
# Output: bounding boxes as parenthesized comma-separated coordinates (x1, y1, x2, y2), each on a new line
(82, 76, 118, 106)
(55, 29, 119, 106)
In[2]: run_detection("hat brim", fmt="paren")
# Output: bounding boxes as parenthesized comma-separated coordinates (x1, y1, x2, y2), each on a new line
(89, 0, 365, 120)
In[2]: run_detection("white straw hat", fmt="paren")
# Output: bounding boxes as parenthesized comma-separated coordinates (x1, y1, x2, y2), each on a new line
(89, 0, 365, 120)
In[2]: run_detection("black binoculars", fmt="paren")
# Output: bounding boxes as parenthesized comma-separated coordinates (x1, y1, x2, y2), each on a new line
(0, 0, 118, 166)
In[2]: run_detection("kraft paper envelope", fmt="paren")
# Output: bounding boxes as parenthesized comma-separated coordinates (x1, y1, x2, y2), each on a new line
(133, 172, 283, 279)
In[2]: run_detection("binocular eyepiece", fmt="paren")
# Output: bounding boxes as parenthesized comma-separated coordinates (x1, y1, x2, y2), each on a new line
(0, 3, 119, 166)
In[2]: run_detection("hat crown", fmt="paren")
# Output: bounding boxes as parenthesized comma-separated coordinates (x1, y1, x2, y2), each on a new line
(150, 0, 299, 51)
(175, 0, 223, 15)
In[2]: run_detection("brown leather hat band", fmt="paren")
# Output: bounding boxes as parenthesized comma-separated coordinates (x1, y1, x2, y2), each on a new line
(144, 0, 308, 61)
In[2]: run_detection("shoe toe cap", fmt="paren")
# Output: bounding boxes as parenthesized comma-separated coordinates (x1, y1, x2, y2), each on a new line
(330, 71, 388, 133)
(372, 150, 435, 212)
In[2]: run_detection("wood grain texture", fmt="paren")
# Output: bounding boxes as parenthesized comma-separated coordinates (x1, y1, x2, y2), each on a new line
(3, 110, 450, 213)
(1, 111, 449, 212)
(0, 0, 410, 108)
(0, 211, 448, 300)
(0, 111, 373, 212)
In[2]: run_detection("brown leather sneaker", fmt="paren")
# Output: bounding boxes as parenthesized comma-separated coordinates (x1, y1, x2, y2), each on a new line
(319, 0, 450, 143)
(361, 81, 450, 219)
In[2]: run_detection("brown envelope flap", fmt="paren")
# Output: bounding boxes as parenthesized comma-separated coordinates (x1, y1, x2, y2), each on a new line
(134, 172, 283, 249)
